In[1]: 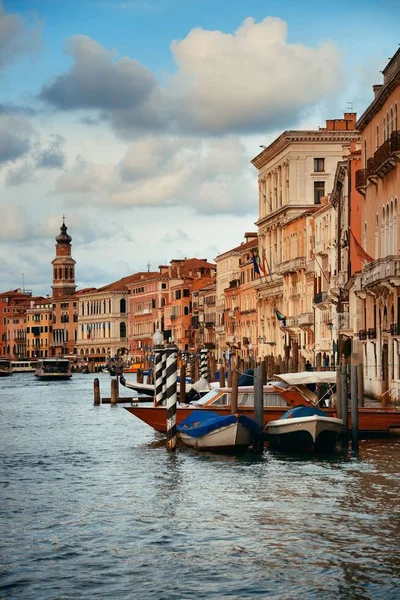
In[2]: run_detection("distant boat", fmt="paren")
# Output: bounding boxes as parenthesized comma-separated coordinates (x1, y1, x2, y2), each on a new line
(11, 360, 37, 373)
(35, 358, 72, 380)
(177, 410, 261, 452)
(264, 405, 343, 452)
(0, 359, 13, 377)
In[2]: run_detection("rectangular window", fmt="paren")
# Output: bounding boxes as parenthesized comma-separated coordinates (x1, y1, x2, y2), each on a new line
(162, 283, 167, 290)
(314, 181, 325, 204)
(175, 290, 181, 300)
(314, 158, 325, 172)
(183, 289, 190, 297)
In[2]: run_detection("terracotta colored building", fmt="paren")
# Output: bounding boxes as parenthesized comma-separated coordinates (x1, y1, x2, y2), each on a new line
(26, 297, 53, 359)
(354, 50, 400, 399)
(0, 290, 33, 358)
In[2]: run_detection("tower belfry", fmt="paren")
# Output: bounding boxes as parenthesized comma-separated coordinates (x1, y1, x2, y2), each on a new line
(51, 220, 77, 299)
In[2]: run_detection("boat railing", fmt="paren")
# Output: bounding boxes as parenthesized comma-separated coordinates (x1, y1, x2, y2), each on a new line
(380, 388, 400, 408)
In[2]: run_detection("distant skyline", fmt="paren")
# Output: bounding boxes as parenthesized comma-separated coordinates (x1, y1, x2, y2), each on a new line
(1, 0, 400, 295)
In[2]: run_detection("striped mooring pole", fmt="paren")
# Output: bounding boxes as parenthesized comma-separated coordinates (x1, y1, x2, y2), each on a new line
(166, 346, 178, 451)
(200, 348, 208, 380)
(154, 347, 164, 406)
(162, 350, 167, 404)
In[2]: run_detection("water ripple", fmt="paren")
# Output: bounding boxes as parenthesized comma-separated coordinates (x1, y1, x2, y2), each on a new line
(1, 374, 400, 599)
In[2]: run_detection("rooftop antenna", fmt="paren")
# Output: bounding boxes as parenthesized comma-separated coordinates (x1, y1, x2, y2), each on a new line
(346, 101, 353, 111)
(147, 261, 150, 272)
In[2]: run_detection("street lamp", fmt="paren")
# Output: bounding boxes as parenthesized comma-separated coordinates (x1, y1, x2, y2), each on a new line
(152, 329, 164, 347)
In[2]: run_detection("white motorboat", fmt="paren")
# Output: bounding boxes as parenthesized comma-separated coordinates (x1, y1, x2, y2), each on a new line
(265, 405, 343, 452)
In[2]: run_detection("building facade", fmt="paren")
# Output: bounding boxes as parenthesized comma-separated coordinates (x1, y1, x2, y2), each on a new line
(355, 51, 400, 399)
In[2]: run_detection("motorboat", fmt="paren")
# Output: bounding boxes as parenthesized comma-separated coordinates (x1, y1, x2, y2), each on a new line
(119, 373, 211, 399)
(264, 405, 343, 452)
(123, 371, 400, 437)
(177, 410, 261, 452)
(0, 359, 13, 376)
(35, 358, 72, 380)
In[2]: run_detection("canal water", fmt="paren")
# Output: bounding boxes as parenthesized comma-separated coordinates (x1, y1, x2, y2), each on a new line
(1, 373, 399, 599)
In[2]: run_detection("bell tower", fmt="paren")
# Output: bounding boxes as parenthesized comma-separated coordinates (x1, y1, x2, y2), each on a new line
(51, 218, 77, 299)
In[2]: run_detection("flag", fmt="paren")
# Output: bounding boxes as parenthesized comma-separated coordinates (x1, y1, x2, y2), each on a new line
(349, 229, 374, 263)
(274, 307, 286, 327)
(252, 250, 261, 276)
(261, 247, 270, 277)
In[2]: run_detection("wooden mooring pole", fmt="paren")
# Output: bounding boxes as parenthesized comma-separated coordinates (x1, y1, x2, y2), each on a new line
(93, 377, 100, 406)
(351, 364, 359, 453)
(231, 369, 238, 414)
(111, 378, 118, 405)
(253, 365, 264, 452)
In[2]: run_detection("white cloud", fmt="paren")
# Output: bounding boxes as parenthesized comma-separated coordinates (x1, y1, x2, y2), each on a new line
(0, 0, 42, 71)
(168, 16, 343, 133)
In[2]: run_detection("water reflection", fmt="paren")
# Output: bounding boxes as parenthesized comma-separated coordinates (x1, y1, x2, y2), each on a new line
(0, 374, 399, 599)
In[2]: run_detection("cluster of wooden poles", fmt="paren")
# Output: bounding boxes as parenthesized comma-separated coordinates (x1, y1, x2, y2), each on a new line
(93, 346, 362, 454)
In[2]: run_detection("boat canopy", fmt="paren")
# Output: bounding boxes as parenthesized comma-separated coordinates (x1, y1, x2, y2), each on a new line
(275, 371, 337, 385)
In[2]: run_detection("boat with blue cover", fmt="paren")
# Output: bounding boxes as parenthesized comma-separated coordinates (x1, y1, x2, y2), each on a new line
(177, 410, 261, 452)
(264, 405, 343, 452)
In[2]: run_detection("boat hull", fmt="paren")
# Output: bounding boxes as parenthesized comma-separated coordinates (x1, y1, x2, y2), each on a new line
(124, 404, 400, 437)
(34, 374, 72, 380)
(179, 421, 252, 452)
(265, 416, 343, 452)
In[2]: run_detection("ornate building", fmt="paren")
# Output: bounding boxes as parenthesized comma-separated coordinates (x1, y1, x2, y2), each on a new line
(354, 50, 400, 400)
(251, 113, 360, 366)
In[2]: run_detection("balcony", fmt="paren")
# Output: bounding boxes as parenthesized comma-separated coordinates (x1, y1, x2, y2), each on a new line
(285, 316, 298, 328)
(277, 256, 306, 275)
(313, 292, 328, 305)
(363, 256, 400, 288)
(298, 312, 313, 327)
(374, 130, 400, 177)
(367, 328, 376, 339)
(358, 329, 367, 341)
(366, 157, 377, 181)
(355, 168, 367, 193)
(390, 322, 400, 336)
(205, 322, 215, 328)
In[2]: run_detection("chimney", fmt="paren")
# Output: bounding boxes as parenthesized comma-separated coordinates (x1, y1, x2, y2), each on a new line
(373, 84, 383, 98)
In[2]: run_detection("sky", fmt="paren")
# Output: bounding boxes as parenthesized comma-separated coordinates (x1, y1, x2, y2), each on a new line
(1, 0, 399, 296)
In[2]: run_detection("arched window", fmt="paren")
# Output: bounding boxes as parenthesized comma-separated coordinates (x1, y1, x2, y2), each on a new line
(376, 124, 379, 149)
(390, 107, 394, 134)
(383, 116, 386, 141)
(120, 299, 126, 313)
(395, 103, 398, 131)
(120, 322, 126, 339)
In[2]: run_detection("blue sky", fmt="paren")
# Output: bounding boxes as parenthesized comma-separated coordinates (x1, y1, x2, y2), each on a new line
(1, 0, 400, 294)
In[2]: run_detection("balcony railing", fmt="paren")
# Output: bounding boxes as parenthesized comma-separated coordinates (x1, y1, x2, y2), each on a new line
(373, 130, 400, 177)
(298, 312, 313, 326)
(313, 291, 328, 305)
(367, 328, 376, 339)
(366, 157, 376, 179)
(205, 322, 215, 328)
(358, 329, 367, 341)
(285, 316, 298, 328)
(355, 168, 367, 191)
(277, 256, 306, 275)
(363, 256, 400, 287)
(390, 322, 400, 336)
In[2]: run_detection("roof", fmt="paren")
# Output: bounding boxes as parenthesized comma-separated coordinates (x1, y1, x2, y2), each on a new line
(215, 237, 258, 261)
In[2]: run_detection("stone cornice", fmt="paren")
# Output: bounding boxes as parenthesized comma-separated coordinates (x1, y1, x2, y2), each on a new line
(256, 204, 318, 229)
(356, 68, 400, 131)
(251, 131, 359, 170)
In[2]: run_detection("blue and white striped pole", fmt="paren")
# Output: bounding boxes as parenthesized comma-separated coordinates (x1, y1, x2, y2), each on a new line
(166, 346, 178, 451)
(154, 347, 164, 406)
(200, 348, 208, 380)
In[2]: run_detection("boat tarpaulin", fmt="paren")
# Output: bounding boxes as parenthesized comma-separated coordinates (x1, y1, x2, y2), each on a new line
(275, 371, 337, 386)
(279, 405, 327, 420)
(177, 410, 260, 438)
